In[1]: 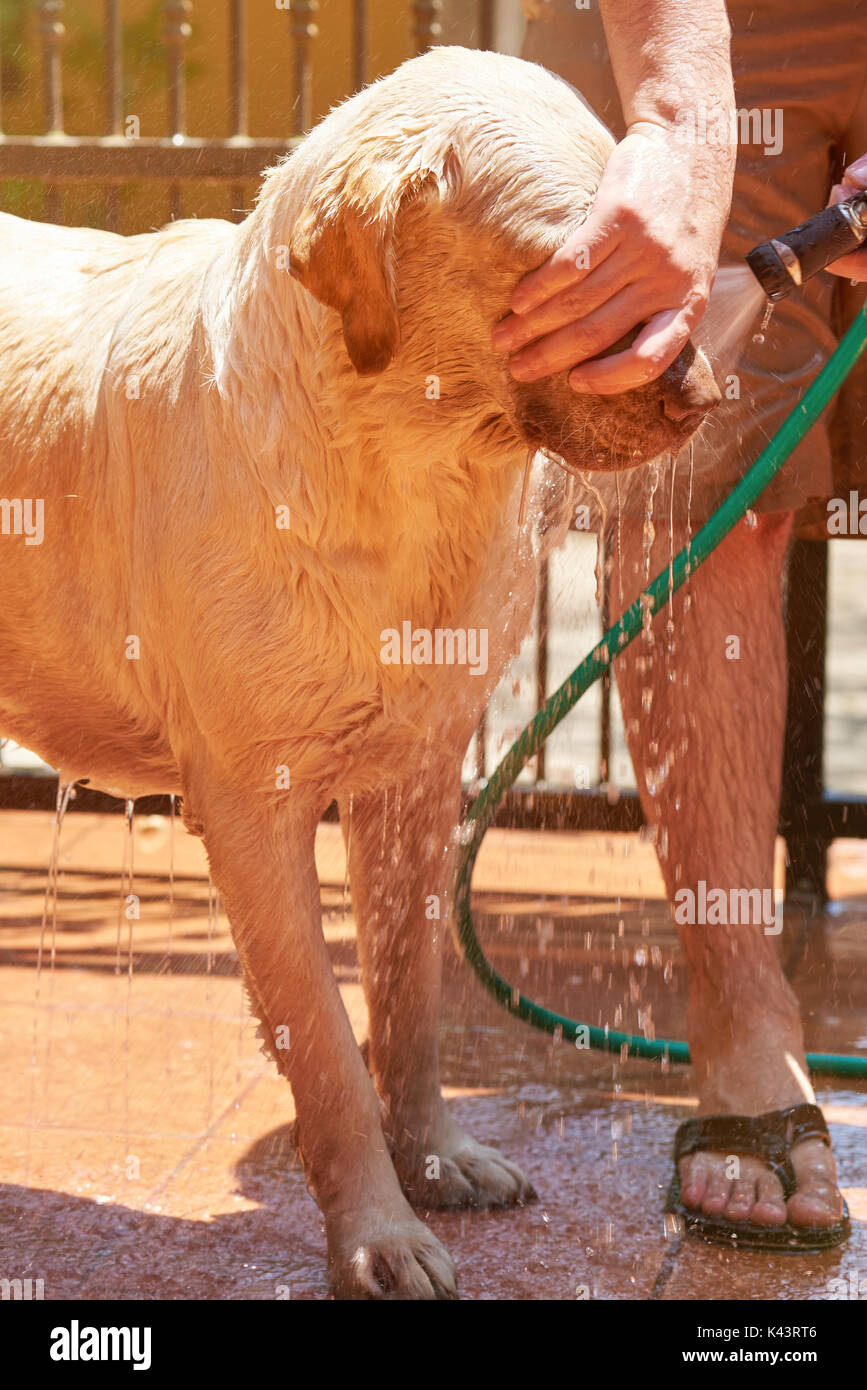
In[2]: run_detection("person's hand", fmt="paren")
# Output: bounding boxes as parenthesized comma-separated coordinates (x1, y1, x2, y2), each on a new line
(826, 154, 867, 282)
(490, 122, 734, 395)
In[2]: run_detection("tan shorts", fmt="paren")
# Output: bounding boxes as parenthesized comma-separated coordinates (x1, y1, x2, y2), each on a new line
(519, 0, 867, 526)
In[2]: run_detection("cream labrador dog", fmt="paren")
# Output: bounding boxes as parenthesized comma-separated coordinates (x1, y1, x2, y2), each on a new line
(0, 46, 719, 1298)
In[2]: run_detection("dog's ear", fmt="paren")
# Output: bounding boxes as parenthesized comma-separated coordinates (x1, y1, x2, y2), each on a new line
(287, 159, 444, 375)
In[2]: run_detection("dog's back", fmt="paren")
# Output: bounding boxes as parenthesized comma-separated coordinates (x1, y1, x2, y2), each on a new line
(0, 211, 236, 790)
(0, 211, 232, 487)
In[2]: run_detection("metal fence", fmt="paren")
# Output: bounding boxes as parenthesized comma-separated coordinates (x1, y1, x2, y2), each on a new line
(0, 0, 864, 898)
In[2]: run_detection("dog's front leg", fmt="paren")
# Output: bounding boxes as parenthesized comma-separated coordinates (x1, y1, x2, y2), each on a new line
(191, 778, 457, 1299)
(340, 758, 536, 1212)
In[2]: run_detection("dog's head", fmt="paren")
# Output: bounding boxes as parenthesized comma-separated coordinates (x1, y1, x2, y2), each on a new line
(280, 46, 719, 472)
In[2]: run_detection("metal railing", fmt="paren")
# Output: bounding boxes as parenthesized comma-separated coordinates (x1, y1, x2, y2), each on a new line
(0, 3, 495, 202)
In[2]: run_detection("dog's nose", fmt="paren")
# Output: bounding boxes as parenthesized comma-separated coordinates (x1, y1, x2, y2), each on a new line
(661, 386, 719, 425)
(660, 343, 722, 425)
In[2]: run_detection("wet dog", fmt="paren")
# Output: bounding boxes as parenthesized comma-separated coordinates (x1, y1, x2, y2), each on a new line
(0, 46, 718, 1297)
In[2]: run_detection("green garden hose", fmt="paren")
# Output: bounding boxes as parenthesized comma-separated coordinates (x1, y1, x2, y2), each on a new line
(452, 296, 867, 1081)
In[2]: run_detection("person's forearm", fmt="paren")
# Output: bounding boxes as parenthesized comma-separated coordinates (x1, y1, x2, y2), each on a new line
(598, 0, 735, 134)
(495, 0, 738, 392)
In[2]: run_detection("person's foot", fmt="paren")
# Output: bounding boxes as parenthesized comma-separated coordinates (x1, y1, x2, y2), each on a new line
(679, 1135, 842, 1228)
(679, 1026, 845, 1230)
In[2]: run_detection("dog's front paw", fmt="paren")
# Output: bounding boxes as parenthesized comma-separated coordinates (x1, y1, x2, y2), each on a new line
(396, 1129, 537, 1211)
(328, 1217, 457, 1300)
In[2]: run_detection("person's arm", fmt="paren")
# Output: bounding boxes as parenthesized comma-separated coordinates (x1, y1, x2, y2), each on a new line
(492, 0, 736, 394)
(827, 155, 867, 281)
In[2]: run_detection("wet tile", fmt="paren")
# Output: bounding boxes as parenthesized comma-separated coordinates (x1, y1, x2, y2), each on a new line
(1, 812, 865, 1300)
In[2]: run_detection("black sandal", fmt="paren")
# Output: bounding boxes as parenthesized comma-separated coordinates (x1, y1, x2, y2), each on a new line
(666, 1103, 850, 1251)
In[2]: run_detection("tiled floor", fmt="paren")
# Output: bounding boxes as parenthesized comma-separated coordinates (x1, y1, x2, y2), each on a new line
(1, 810, 865, 1300)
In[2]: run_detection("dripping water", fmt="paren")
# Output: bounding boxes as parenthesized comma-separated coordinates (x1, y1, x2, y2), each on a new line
(391, 786, 402, 870)
(640, 460, 661, 599)
(27, 779, 75, 1184)
(614, 471, 624, 611)
(683, 441, 695, 615)
(517, 447, 534, 534)
(167, 793, 176, 959)
(207, 873, 219, 976)
(35, 779, 75, 991)
(207, 872, 220, 1124)
(343, 792, 353, 914)
(579, 471, 608, 608)
(379, 786, 389, 861)
(666, 452, 678, 644)
(114, 799, 135, 976)
(752, 298, 775, 345)
(166, 793, 176, 1082)
(120, 798, 135, 1152)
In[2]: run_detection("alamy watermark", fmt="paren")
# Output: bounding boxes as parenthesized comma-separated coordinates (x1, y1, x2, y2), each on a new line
(380, 622, 488, 676)
(673, 881, 783, 935)
(1, 1276, 44, 1299)
(49, 1321, 151, 1371)
(827, 491, 867, 536)
(825, 1270, 866, 1300)
(0, 497, 44, 546)
(674, 105, 783, 156)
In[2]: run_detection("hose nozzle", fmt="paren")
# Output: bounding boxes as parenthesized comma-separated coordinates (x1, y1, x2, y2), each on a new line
(746, 190, 867, 301)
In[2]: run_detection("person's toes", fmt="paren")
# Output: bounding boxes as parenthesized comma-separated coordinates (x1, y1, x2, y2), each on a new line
(699, 1166, 731, 1216)
(677, 1137, 844, 1232)
(724, 1176, 757, 1222)
(787, 1184, 842, 1227)
(679, 1157, 708, 1210)
(787, 1138, 844, 1228)
(750, 1169, 788, 1226)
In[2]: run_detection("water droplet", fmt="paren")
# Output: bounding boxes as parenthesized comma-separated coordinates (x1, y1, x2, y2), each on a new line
(752, 300, 774, 345)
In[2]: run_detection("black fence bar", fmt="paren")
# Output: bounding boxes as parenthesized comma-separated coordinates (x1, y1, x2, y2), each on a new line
(103, 0, 122, 137)
(228, 0, 249, 221)
(477, 0, 495, 50)
(411, 0, 441, 55)
(352, 0, 367, 93)
(103, 0, 122, 230)
(163, 0, 192, 219)
(291, 0, 319, 136)
(780, 538, 834, 897)
(39, 0, 66, 136)
(38, 0, 65, 222)
(229, 0, 248, 139)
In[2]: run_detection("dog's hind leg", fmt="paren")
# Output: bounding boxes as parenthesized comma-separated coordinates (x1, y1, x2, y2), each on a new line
(191, 775, 457, 1299)
(340, 758, 536, 1211)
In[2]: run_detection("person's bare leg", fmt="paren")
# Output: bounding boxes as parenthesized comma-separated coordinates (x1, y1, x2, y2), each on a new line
(611, 511, 843, 1228)
(340, 755, 535, 1209)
